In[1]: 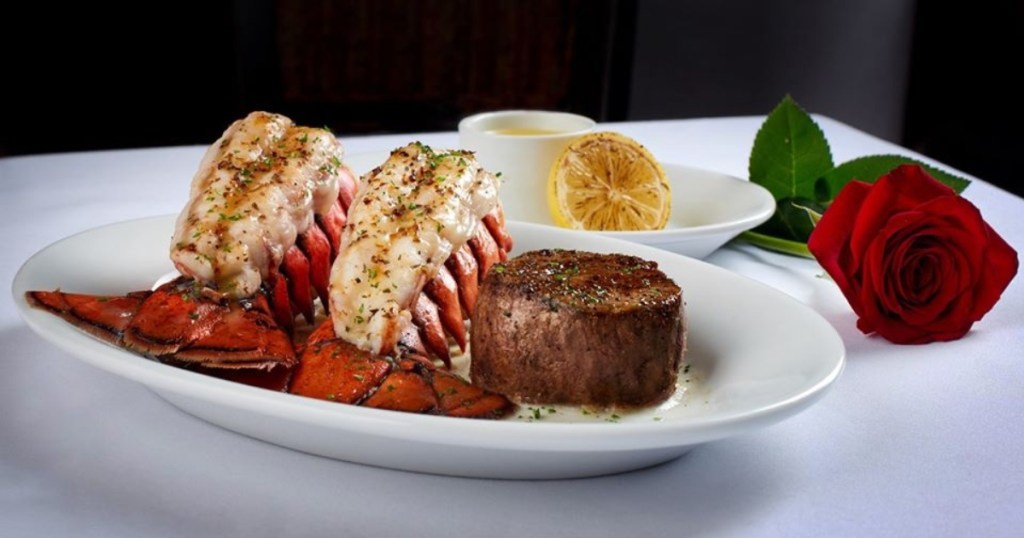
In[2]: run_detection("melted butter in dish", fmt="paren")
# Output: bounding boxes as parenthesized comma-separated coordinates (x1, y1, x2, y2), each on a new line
(330, 143, 500, 355)
(170, 112, 344, 299)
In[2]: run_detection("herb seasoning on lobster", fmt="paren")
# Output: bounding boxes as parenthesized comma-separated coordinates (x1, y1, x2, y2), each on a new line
(26, 112, 516, 419)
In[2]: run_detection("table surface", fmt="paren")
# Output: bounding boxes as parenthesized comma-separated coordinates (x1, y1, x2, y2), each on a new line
(2, 116, 1021, 537)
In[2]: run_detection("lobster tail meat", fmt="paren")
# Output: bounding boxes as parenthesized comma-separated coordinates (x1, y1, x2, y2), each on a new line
(170, 111, 350, 301)
(328, 143, 502, 357)
(164, 109, 359, 336)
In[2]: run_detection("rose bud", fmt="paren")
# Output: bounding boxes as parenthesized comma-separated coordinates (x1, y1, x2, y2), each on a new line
(808, 164, 1017, 344)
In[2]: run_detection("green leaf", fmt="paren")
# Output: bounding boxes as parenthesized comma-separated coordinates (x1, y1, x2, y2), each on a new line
(821, 155, 971, 200)
(741, 95, 974, 258)
(738, 231, 813, 258)
(749, 95, 834, 202)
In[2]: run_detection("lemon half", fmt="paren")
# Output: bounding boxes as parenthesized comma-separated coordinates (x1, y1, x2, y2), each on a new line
(547, 132, 671, 231)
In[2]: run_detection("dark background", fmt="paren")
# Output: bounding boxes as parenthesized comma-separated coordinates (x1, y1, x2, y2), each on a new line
(3, 0, 1020, 197)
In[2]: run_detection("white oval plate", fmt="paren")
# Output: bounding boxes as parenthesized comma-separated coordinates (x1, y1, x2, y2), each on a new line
(14, 216, 843, 479)
(347, 152, 776, 259)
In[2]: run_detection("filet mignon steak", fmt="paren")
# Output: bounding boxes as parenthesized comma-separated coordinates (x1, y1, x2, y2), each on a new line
(470, 249, 685, 407)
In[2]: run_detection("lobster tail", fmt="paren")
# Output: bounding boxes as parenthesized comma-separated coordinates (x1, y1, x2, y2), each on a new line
(261, 162, 511, 366)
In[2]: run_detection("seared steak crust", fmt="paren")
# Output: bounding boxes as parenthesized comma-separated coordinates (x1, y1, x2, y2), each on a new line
(470, 249, 685, 406)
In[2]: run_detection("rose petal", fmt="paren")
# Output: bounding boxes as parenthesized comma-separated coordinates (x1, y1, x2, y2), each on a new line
(962, 217, 1018, 322)
(902, 247, 944, 305)
(884, 164, 957, 199)
(857, 213, 971, 342)
(916, 196, 987, 273)
(911, 195, 1018, 324)
(857, 230, 888, 336)
(974, 234, 1019, 321)
(849, 179, 901, 270)
(890, 216, 974, 292)
(899, 243, 961, 326)
(847, 166, 949, 259)
(808, 180, 872, 316)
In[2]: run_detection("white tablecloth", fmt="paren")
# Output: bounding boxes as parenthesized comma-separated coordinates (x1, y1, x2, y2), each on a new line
(2, 117, 1021, 537)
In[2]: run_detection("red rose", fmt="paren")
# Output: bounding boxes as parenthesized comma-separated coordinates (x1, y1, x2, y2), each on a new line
(808, 164, 1018, 344)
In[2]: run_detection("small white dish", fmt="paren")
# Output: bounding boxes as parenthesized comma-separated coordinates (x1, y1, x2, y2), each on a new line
(458, 110, 595, 224)
(346, 152, 775, 259)
(14, 216, 843, 479)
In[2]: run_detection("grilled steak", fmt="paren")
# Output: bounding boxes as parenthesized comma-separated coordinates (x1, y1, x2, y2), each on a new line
(470, 249, 685, 407)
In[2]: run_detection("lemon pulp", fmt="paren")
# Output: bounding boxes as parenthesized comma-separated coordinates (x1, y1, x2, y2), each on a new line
(547, 131, 670, 231)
